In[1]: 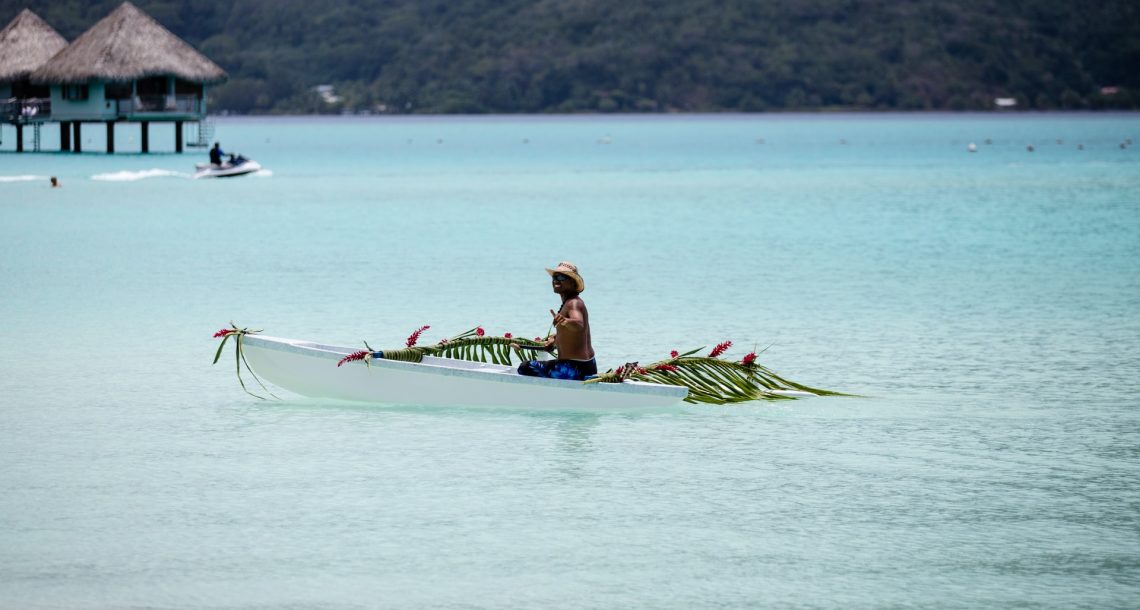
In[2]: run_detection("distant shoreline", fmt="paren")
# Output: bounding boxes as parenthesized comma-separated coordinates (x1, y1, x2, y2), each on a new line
(208, 110, 1140, 121)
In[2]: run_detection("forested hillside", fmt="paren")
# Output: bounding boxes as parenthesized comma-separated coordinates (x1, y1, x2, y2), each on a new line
(5, 0, 1137, 113)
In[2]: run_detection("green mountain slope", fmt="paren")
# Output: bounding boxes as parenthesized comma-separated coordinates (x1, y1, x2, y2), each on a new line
(5, 0, 1137, 113)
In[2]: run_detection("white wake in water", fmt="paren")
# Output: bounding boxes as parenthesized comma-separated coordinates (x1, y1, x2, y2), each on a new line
(253, 169, 273, 177)
(90, 168, 193, 182)
(0, 175, 47, 182)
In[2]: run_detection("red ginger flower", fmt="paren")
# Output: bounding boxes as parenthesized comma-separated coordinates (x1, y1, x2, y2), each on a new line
(213, 328, 235, 338)
(655, 364, 678, 372)
(406, 325, 430, 347)
(742, 352, 757, 366)
(504, 332, 513, 339)
(337, 350, 370, 367)
(670, 350, 679, 358)
(613, 362, 642, 380)
(709, 341, 733, 358)
(534, 337, 541, 341)
(476, 327, 485, 337)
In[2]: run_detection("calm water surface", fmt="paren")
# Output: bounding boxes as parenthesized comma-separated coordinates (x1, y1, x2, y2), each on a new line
(1, 114, 1138, 608)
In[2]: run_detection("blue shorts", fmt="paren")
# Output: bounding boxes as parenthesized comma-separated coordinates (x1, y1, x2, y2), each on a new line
(517, 358, 598, 381)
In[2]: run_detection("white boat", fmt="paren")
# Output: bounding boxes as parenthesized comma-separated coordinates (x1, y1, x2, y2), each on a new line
(238, 334, 691, 410)
(193, 155, 262, 179)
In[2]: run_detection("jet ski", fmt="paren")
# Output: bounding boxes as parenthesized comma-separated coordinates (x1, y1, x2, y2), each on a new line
(194, 154, 262, 179)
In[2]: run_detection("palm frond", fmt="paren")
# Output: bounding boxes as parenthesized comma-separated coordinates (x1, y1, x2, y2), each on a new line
(211, 323, 278, 400)
(584, 352, 843, 404)
(367, 335, 551, 366)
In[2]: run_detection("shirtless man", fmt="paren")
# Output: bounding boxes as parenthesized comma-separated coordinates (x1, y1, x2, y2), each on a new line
(517, 261, 597, 380)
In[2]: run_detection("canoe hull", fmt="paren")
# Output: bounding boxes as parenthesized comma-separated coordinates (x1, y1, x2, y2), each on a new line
(239, 335, 689, 410)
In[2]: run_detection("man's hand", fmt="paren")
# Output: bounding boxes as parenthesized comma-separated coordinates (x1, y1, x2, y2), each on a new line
(552, 307, 583, 326)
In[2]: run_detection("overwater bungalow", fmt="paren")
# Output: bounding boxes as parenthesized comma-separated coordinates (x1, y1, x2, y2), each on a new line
(0, 9, 67, 151)
(2, 2, 226, 153)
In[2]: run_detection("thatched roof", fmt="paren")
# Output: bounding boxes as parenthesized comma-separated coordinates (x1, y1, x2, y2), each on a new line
(0, 9, 68, 83)
(32, 2, 226, 85)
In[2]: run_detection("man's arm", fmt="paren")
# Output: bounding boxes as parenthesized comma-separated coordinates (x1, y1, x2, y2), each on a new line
(550, 302, 585, 331)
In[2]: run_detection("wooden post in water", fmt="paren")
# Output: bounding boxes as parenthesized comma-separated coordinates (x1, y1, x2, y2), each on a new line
(73, 122, 82, 153)
(174, 120, 183, 153)
(106, 121, 115, 153)
(140, 121, 149, 153)
(60, 122, 71, 152)
(15, 124, 22, 152)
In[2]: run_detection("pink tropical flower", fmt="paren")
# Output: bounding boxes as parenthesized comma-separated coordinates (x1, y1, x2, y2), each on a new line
(655, 364, 678, 372)
(709, 341, 733, 358)
(504, 332, 513, 339)
(213, 328, 234, 338)
(406, 325, 430, 347)
(534, 337, 541, 341)
(670, 350, 679, 358)
(476, 327, 485, 337)
(613, 362, 643, 380)
(337, 350, 370, 367)
(742, 352, 757, 366)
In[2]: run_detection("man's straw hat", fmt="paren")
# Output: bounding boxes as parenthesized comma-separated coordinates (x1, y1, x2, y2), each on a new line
(545, 261, 585, 292)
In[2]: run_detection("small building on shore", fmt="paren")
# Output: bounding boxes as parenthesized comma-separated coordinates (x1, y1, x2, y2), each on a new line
(1, 1, 226, 153)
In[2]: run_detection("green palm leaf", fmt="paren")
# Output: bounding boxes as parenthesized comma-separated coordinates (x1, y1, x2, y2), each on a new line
(211, 324, 278, 400)
(584, 350, 843, 404)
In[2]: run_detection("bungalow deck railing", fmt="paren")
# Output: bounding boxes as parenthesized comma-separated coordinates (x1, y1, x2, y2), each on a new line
(116, 94, 202, 116)
(2, 97, 52, 124)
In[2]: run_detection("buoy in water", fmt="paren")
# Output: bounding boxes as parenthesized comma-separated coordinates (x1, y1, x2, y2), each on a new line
(967, 143, 977, 152)
(1027, 144, 1035, 152)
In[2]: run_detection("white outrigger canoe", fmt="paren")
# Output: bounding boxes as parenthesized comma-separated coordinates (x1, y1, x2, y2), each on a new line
(240, 334, 691, 410)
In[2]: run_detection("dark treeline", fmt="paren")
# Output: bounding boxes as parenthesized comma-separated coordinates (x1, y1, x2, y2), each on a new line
(5, 0, 1138, 113)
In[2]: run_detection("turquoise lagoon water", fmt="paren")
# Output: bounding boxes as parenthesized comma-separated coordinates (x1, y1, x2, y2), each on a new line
(1, 114, 1138, 608)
